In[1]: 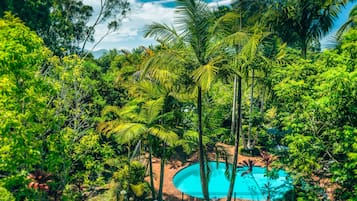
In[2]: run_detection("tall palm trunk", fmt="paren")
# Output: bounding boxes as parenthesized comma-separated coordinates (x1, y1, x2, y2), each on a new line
(157, 142, 166, 201)
(148, 143, 156, 199)
(227, 70, 243, 201)
(241, 128, 247, 149)
(260, 75, 266, 117)
(248, 68, 254, 149)
(301, 39, 308, 59)
(230, 76, 238, 139)
(198, 86, 209, 201)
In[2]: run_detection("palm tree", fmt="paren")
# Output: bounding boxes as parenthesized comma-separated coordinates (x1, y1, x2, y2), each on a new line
(226, 1, 287, 152)
(144, 0, 220, 200)
(211, 10, 247, 200)
(267, 0, 350, 58)
(337, 4, 357, 40)
(231, 0, 271, 27)
(98, 90, 178, 200)
(212, 9, 273, 199)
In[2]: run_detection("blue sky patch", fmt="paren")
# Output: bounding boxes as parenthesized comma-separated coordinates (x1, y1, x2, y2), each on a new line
(85, 0, 356, 51)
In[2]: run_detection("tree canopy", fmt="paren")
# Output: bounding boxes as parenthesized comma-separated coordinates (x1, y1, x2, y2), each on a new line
(0, 0, 356, 200)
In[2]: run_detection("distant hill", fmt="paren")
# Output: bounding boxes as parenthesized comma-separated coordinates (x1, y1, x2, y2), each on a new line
(92, 49, 108, 59)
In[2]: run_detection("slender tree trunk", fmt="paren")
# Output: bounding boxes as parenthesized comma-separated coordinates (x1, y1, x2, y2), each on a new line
(237, 4, 247, 151)
(148, 143, 156, 199)
(230, 76, 237, 138)
(241, 78, 247, 149)
(157, 143, 166, 201)
(260, 84, 265, 117)
(226, 74, 242, 201)
(248, 68, 254, 150)
(241, 123, 247, 150)
(301, 39, 307, 59)
(198, 86, 209, 201)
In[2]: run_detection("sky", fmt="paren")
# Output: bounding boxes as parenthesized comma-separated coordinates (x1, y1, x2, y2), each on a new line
(84, 0, 356, 51)
(320, 2, 356, 49)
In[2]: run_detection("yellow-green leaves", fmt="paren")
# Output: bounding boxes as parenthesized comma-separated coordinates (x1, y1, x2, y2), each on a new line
(0, 13, 49, 74)
(192, 61, 219, 91)
(142, 97, 165, 124)
(113, 123, 147, 144)
(99, 96, 178, 146)
(0, 186, 15, 201)
(148, 126, 178, 145)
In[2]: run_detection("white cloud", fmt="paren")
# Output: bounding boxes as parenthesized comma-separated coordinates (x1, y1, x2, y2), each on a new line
(85, 0, 175, 50)
(85, 0, 356, 51)
(83, 0, 102, 6)
(85, 0, 233, 51)
(208, 0, 232, 8)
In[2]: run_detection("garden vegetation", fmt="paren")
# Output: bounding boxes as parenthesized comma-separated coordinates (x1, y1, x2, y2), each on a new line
(0, 0, 356, 200)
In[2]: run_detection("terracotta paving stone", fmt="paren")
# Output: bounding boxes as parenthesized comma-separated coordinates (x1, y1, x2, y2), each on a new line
(144, 143, 264, 201)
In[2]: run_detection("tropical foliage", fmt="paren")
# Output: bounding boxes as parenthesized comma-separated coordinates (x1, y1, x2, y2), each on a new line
(0, 0, 356, 201)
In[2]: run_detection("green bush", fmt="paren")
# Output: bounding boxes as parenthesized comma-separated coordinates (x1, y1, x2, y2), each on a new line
(0, 187, 15, 201)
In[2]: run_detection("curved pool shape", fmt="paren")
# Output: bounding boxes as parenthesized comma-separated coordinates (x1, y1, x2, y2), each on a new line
(173, 162, 292, 200)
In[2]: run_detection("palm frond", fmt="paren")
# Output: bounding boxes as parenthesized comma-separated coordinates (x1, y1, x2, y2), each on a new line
(211, 31, 249, 52)
(211, 12, 242, 37)
(175, 0, 212, 59)
(135, 81, 166, 99)
(113, 123, 147, 144)
(192, 61, 219, 91)
(144, 22, 183, 45)
(141, 97, 165, 124)
(118, 102, 145, 122)
(140, 48, 187, 86)
(148, 126, 179, 145)
(239, 31, 270, 63)
(150, 68, 179, 90)
(336, 19, 353, 39)
(276, 42, 287, 61)
(97, 120, 120, 136)
(169, 87, 196, 102)
(175, 130, 210, 154)
(101, 105, 122, 117)
(175, 0, 209, 33)
(336, 5, 357, 40)
(101, 100, 144, 122)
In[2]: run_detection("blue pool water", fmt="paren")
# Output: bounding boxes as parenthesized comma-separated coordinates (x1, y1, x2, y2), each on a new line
(173, 162, 292, 200)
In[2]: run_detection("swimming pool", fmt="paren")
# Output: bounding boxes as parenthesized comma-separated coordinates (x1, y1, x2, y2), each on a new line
(173, 162, 292, 200)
